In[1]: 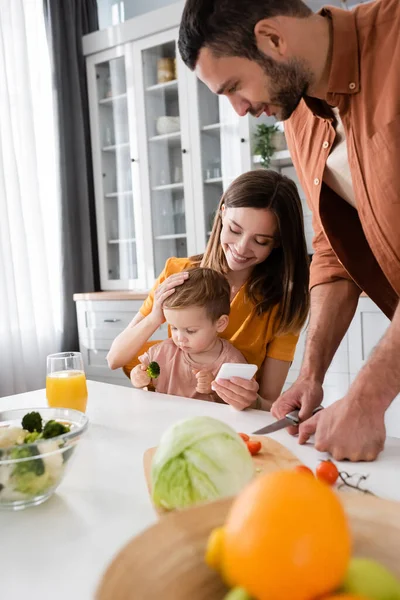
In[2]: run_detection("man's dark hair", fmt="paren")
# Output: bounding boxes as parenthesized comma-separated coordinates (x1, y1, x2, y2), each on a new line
(178, 0, 312, 70)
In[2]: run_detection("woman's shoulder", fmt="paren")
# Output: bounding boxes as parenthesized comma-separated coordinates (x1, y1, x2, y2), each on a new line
(163, 256, 195, 276)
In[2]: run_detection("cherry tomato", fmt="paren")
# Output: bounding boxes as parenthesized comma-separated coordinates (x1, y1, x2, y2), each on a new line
(295, 465, 314, 477)
(246, 440, 262, 456)
(238, 432, 250, 442)
(316, 460, 339, 485)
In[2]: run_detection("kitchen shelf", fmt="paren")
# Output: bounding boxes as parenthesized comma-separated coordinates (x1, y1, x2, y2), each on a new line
(204, 177, 223, 184)
(148, 131, 181, 143)
(105, 191, 133, 198)
(154, 233, 187, 240)
(152, 183, 184, 192)
(201, 123, 221, 132)
(108, 238, 136, 244)
(102, 143, 130, 152)
(253, 149, 292, 166)
(146, 80, 178, 94)
(99, 93, 127, 105)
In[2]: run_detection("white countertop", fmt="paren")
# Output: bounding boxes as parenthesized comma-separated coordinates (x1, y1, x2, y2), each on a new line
(2, 380, 400, 600)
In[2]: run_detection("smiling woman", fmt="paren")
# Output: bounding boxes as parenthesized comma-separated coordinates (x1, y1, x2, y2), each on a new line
(107, 170, 310, 410)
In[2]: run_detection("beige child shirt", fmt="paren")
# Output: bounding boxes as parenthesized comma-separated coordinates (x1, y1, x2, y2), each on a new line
(139, 338, 247, 401)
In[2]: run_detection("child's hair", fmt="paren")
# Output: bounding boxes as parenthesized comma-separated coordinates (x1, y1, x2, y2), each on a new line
(163, 267, 230, 322)
(192, 169, 310, 336)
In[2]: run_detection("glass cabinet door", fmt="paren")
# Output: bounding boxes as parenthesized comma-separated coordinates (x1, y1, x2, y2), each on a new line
(87, 47, 144, 289)
(196, 81, 242, 245)
(137, 34, 193, 277)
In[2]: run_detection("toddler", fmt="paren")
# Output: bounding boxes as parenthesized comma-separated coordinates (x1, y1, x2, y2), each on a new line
(130, 267, 247, 401)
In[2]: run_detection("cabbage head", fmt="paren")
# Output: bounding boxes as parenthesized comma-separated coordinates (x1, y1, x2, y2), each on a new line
(151, 416, 255, 510)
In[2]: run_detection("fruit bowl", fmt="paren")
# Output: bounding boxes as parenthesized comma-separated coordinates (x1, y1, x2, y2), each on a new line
(96, 493, 400, 600)
(0, 407, 88, 510)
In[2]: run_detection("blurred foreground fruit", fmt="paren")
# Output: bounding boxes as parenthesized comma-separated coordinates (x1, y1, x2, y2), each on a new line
(341, 558, 400, 600)
(222, 470, 351, 600)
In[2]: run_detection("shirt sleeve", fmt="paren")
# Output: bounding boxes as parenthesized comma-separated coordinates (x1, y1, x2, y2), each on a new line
(266, 332, 299, 362)
(224, 344, 248, 365)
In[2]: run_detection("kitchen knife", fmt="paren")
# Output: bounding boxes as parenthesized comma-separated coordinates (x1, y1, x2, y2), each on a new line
(252, 406, 323, 435)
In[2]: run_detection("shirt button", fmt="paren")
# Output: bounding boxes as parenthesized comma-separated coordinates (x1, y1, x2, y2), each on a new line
(349, 82, 356, 90)
(314, 178, 320, 186)
(322, 141, 329, 149)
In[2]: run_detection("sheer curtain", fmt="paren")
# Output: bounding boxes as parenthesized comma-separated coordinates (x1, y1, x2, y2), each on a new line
(0, 0, 62, 396)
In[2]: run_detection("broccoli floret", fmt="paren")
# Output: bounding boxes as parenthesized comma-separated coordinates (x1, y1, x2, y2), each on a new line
(24, 431, 43, 444)
(21, 411, 43, 433)
(10, 446, 45, 477)
(42, 420, 71, 439)
(147, 361, 160, 379)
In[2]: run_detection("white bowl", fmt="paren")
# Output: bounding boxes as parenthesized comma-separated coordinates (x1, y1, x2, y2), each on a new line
(156, 116, 180, 135)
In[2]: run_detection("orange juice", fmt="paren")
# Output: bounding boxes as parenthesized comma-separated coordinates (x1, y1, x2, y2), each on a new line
(46, 370, 88, 413)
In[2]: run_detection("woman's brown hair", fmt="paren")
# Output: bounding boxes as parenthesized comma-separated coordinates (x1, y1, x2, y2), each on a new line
(194, 170, 310, 335)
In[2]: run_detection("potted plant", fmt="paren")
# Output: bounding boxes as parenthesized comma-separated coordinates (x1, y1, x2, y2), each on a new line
(253, 123, 286, 168)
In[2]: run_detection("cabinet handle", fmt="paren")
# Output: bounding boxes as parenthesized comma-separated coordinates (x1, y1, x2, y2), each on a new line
(240, 138, 245, 143)
(103, 318, 121, 323)
(131, 158, 137, 162)
(182, 149, 187, 154)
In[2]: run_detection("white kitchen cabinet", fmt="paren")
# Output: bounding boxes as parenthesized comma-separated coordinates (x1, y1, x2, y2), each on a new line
(85, 15, 261, 290)
(347, 297, 391, 377)
(75, 298, 168, 386)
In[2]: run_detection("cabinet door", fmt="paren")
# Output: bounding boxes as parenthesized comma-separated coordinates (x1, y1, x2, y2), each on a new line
(348, 297, 390, 375)
(86, 46, 146, 290)
(186, 73, 246, 252)
(133, 28, 196, 281)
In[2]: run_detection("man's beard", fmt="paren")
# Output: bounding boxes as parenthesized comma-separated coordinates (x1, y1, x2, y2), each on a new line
(255, 54, 312, 121)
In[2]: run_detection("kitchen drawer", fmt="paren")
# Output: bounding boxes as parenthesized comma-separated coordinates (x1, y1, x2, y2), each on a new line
(76, 299, 143, 340)
(76, 299, 169, 343)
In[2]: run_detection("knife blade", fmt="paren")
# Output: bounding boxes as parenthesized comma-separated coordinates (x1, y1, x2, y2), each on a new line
(252, 406, 323, 435)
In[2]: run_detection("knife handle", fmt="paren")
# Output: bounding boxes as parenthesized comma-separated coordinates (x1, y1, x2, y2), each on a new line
(285, 405, 324, 426)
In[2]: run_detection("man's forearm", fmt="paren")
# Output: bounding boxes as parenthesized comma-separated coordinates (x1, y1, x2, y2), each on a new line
(348, 302, 400, 411)
(300, 279, 360, 383)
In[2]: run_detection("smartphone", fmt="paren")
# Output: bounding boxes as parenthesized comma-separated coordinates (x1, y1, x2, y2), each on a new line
(215, 363, 258, 381)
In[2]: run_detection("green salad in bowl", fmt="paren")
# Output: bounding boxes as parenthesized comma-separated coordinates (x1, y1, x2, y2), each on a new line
(0, 408, 88, 510)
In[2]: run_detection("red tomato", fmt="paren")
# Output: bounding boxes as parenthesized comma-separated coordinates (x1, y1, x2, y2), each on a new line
(246, 440, 262, 456)
(316, 460, 339, 485)
(238, 432, 250, 442)
(295, 465, 314, 477)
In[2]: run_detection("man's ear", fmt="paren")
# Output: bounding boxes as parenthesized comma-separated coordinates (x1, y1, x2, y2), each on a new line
(216, 314, 229, 333)
(254, 18, 287, 59)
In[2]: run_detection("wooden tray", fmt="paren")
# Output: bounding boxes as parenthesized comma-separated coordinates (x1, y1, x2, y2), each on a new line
(143, 435, 301, 514)
(97, 493, 400, 600)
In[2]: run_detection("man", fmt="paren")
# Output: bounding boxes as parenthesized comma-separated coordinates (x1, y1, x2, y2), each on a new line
(178, 0, 400, 461)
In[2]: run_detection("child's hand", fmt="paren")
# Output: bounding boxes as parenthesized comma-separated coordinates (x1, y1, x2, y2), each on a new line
(194, 369, 214, 394)
(130, 364, 151, 389)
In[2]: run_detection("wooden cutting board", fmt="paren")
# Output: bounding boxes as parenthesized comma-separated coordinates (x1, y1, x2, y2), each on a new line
(143, 435, 301, 514)
(96, 493, 400, 600)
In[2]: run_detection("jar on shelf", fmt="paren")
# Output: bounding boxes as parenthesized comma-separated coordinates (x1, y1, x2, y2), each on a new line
(157, 58, 175, 84)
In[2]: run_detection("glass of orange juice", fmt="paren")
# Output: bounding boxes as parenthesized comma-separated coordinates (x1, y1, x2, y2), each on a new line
(46, 352, 88, 413)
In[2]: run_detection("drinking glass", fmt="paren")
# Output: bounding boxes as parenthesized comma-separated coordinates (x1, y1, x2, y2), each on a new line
(46, 352, 88, 413)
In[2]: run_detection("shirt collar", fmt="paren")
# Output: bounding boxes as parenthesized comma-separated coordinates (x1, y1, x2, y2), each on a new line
(321, 6, 360, 99)
(302, 6, 360, 118)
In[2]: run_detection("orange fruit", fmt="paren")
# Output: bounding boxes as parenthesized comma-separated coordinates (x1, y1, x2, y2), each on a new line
(322, 595, 370, 600)
(223, 470, 351, 600)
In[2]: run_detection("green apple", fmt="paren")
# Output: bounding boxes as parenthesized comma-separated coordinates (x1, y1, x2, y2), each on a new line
(341, 558, 400, 600)
(223, 588, 253, 600)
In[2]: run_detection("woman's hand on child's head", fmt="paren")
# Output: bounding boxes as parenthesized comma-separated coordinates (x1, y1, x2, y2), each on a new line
(130, 364, 152, 389)
(193, 369, 214, 394)
(211, 376, 259, 410)
(151, 272, 189, 325)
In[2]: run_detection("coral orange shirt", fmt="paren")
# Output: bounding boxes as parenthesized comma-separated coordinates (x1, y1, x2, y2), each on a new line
(139, 257, 298, 371)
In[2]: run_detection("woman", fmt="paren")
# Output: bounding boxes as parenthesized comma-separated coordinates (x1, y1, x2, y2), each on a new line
(107, 169, 310, 410)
